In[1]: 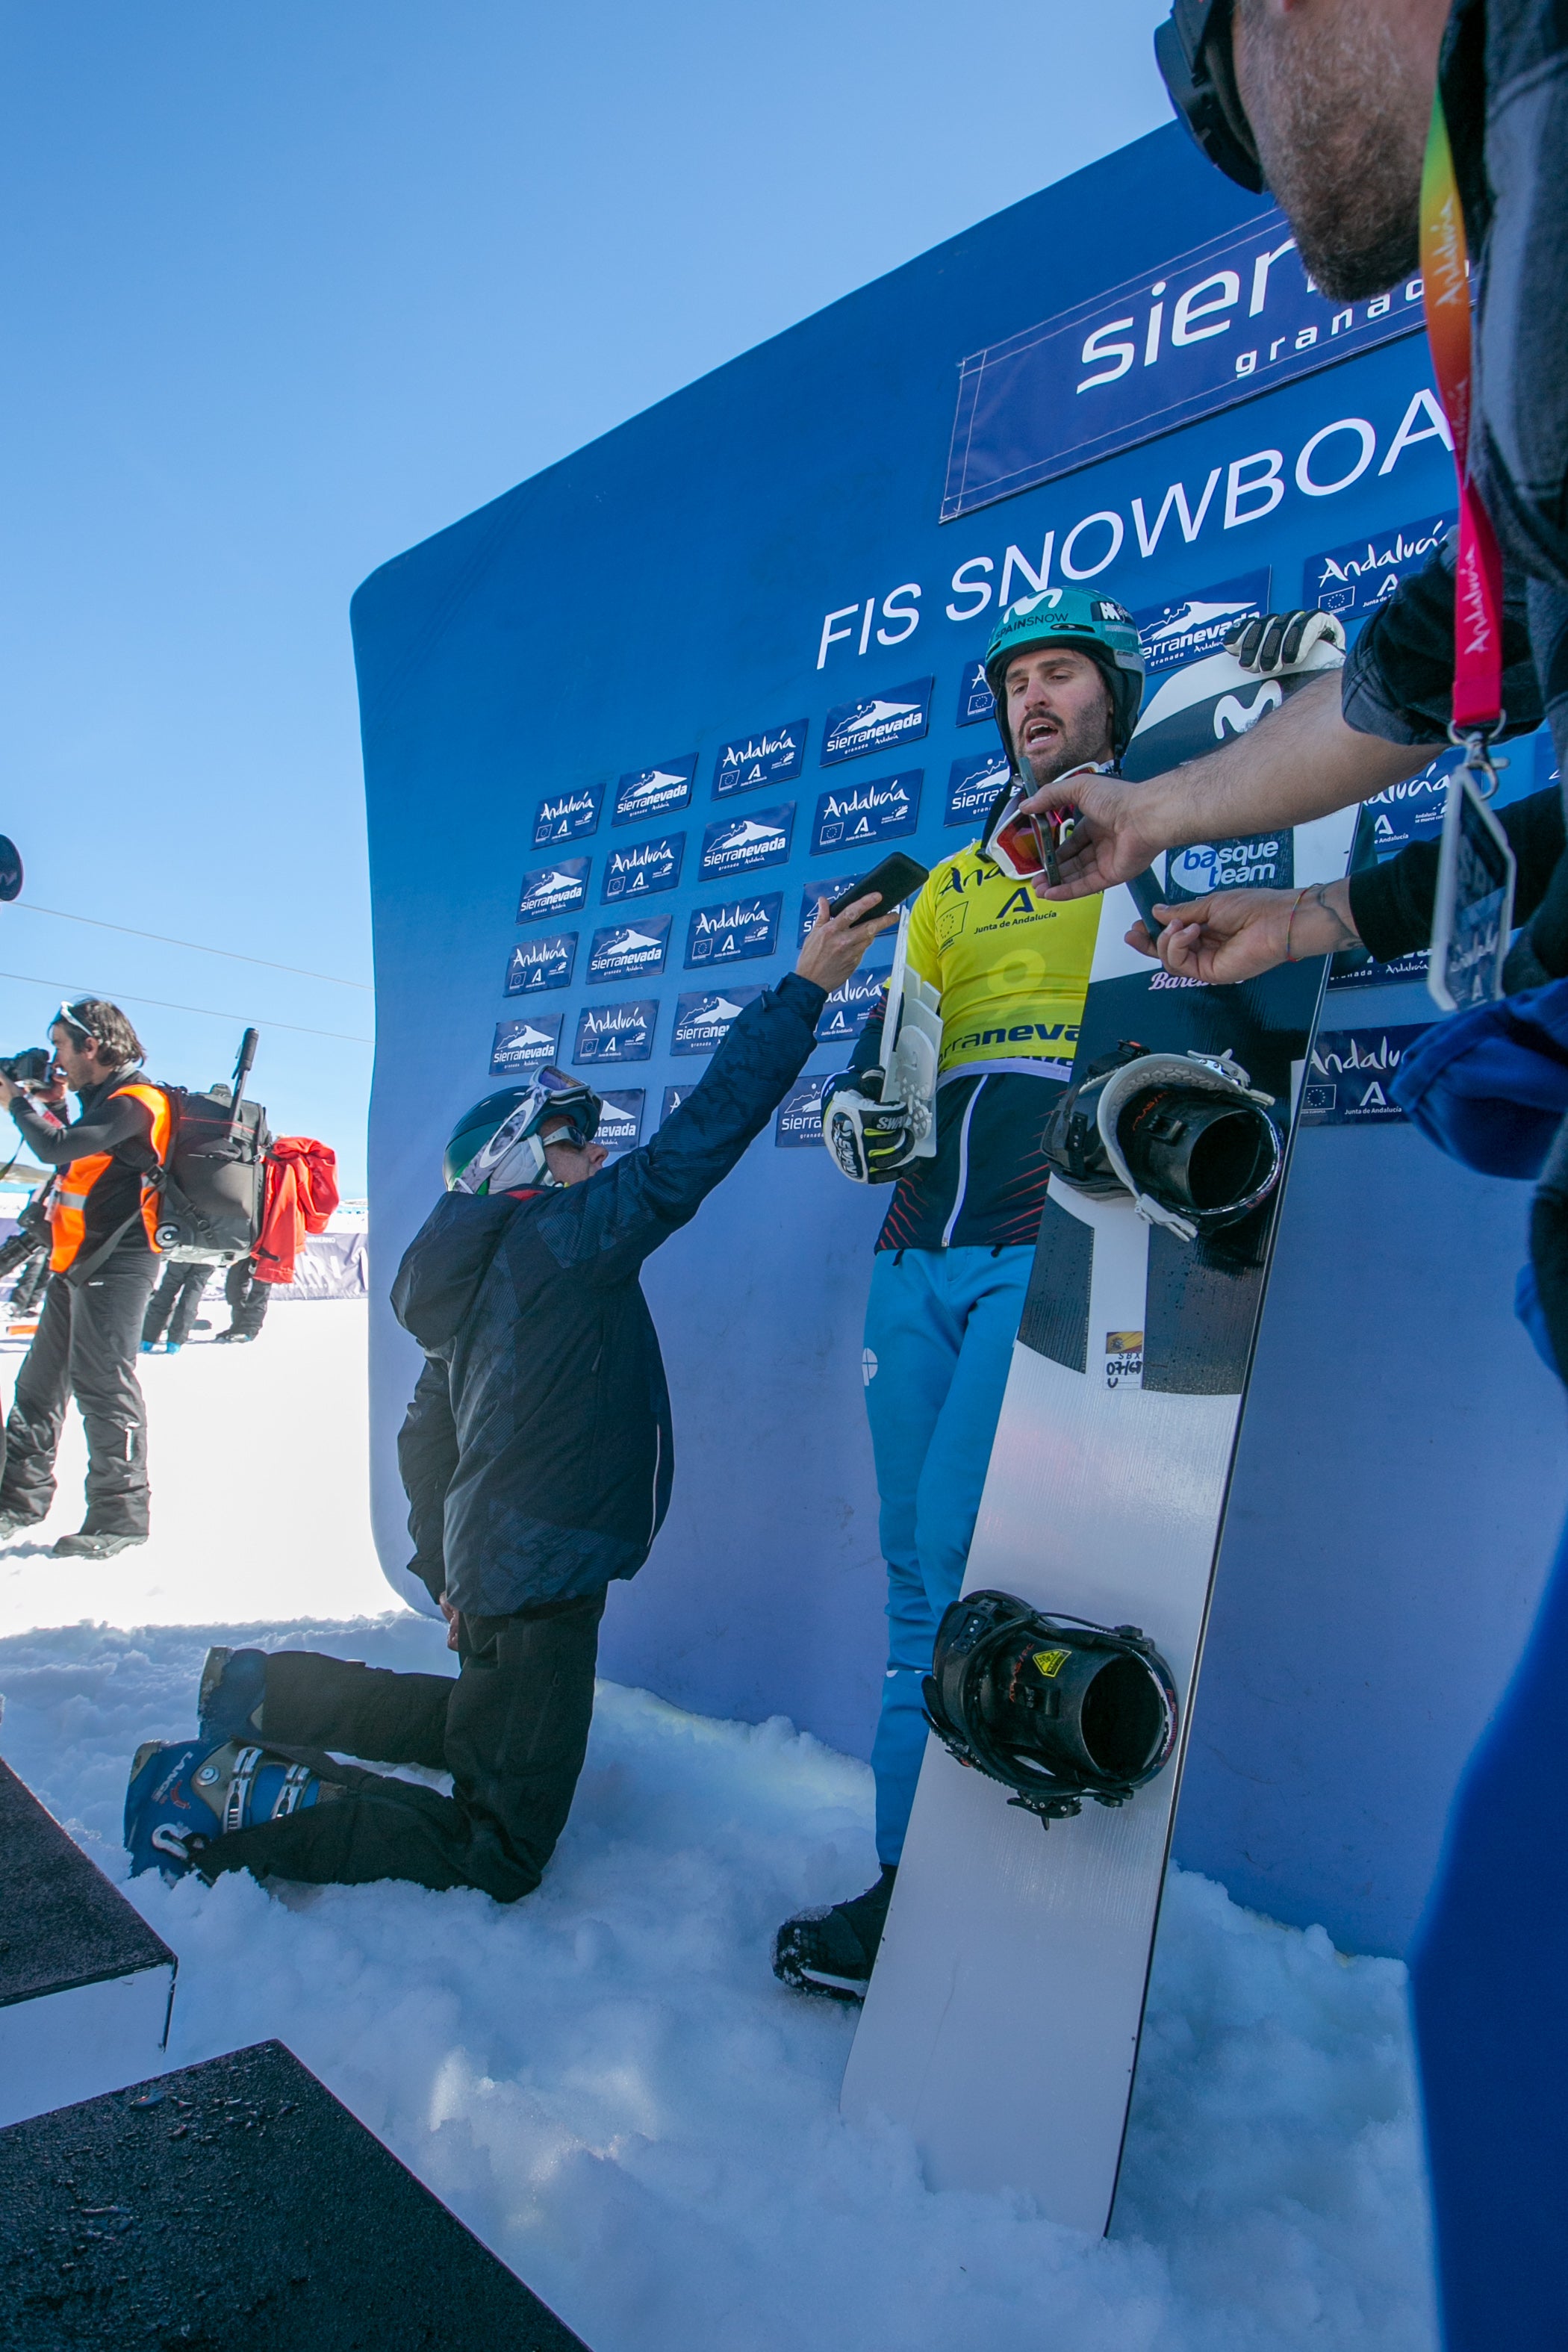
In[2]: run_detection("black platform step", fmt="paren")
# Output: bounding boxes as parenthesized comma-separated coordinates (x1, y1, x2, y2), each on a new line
(0, 2038, 590, 2351)
(0, 1755, 176, 2127)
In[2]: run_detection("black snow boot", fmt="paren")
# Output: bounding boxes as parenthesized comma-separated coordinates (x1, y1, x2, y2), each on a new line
(773, 1864, 897, 2001)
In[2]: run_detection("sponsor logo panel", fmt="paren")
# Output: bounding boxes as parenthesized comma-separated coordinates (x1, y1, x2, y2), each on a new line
(946, 748, 1009, 828)
(815, 962, 891, 1045)
(573, 998, 659, 1065)
(612, 755, 697, 825)
(491, 1012, 564, 1077)
(1164, 830, 1294, 901)
(1133, 568, 1272, 676)
(671, 986, 763, 1055)
(505, 933, 576, 994)
(775, 1074, 826, 1148)
(1302, 511, 1455, 625)
(602, 834, 684, 900)
(956, 659, 995, 728)
(597, 1089, 644, 1156)
(532, 785, 602, 847)
(1298, 1024, 1432, 1124)
(713, 720, 806, 797)
(685, 892, 783, 966)
(517, 857, 590, 921)
(811, 769, 922, 854)
(798, 874, 865, 945)
(586, 915, 671, 983)
(698, 803, 795, 881)
(820, 678, 933, 765)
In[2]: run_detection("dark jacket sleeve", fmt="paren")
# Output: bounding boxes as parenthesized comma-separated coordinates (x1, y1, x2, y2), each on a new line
(1342, 535, 1543, 747)
(1347, 784, 1566, 963)
(532, 971, 827, 1284)
(10, 1089, 155, 1169)
(396, 1352, 459, 1605)
(847, 985, 889, 1078)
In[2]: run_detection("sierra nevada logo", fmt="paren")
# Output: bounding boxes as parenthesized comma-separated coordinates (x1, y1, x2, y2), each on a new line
(699, 806, 794, 880)
(587, 916, 670, 983)
(713, 720, 806, 797)
(612, 756, 697, 824)
(603, 834, 684, 900)
(595, 1089, 644, 1155)
(505, 933, 576, 994)
(812, 769, 922, 854)
(798, 873, 864, 945)
(685, 892, 783, 966)
(517, 858, 590, 920)
(671, 985, 762, 1054)
(820, 678, 933, 766)
(532, 785, 602, 847)
(1133, 568, 1270, 676)
(946, 750, 1009, 828)
(774, 1074, 826, 1148)
(1304, 511, 1455, 621)
(491, 1012, 564, 1076)
(573, 998, 658, 1065)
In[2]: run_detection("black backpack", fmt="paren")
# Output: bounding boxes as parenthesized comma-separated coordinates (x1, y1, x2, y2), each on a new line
(148, 1028, 270, 1267)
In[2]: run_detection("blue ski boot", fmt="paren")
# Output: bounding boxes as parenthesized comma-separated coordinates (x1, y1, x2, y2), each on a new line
(197, 1646, 267, 1741)
(125, 1736, 331, 1882)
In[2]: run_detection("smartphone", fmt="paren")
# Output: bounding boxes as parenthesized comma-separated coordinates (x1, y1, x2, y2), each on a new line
(826, 852, 930, 925)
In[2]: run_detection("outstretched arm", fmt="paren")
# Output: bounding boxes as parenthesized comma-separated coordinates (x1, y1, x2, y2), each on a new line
(1046, 673, 1437, 900)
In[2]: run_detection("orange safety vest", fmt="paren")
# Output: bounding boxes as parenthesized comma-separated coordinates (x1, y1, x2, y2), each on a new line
(49, 1083, 172, 1274)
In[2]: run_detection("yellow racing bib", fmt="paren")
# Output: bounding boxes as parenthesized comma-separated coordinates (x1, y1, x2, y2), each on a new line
(906, 844, 1102, 1079)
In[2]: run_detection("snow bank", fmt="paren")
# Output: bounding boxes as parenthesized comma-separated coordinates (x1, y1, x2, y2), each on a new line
(0, 1607, 1436, 2352)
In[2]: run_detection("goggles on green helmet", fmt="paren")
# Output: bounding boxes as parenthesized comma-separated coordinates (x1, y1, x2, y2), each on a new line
(983, 588, 1146, 766)
(443, 1068, 603, 1195)
(1154, 0, 1264, 193)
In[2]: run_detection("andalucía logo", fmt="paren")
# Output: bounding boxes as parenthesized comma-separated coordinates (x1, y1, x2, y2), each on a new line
(774, 1075, 825, 1148)
(798, 874, 864, 945)
(613, 755, 697, 825)
(1133, 568, 1272, 677)
(1326, 946, 1429, 992)
(505, 933, 576, 995)
(713, 720, 806, 798)
(1298, 1023, 1431, 1124)
(1303, 511, 1455, 623)
(597, 1089, 644, 1155)
(815, 962, 890, 1044)
(946, 749, 1009, 828)
(532, 785, 602, 848)
(517, 857, 591, 921)
(661, 1084, 695, 1124)
(956, 659, 995, 729)
(602, 834, 684, 900)
(812, 769, 922, 855)
(1360, 750, 1457, 854)
(698, 804, 794, 881)
(573, 998, 658, 1065)
(587, 915, 671, 983)
(1164, 830, 1293, 901)
(491, 1012, 564, 1077)
(685, 892, 783, 965)
(671, 986, 763, 1055)
(820, 677, 932, 766)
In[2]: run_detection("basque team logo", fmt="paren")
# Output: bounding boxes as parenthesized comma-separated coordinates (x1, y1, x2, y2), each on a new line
(819, 678, 932, 765)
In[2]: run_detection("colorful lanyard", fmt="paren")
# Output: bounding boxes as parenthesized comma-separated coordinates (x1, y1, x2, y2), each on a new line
(1419, 88, 1505, 738)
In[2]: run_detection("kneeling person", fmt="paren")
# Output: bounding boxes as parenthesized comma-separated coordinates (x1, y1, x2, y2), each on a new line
(124, 901, 890, 1897)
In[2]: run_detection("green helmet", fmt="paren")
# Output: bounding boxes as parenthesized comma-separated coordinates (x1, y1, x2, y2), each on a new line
(983, 587, 1145, 767)
(442, 1071, 603, 1193)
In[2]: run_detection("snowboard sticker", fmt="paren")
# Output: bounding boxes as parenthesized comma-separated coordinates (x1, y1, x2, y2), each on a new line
(840, 647, 1355, 2236)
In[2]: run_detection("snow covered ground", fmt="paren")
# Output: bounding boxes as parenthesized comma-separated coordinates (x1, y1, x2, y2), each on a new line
(0, 1301, 1437, 2350)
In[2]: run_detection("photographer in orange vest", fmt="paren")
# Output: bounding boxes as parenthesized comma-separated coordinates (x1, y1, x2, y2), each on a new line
(0, 999, 169, 1559)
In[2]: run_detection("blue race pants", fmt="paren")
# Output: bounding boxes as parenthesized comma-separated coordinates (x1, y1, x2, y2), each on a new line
(862, 1243, 1032, 1864)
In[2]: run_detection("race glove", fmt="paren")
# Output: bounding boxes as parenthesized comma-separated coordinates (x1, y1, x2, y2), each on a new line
(1225, 609, 1346, 676)
(821, 1068, 921, 1186)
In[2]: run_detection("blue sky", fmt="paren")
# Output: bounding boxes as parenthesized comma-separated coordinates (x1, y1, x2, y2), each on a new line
(1, 1, 1172, 1189)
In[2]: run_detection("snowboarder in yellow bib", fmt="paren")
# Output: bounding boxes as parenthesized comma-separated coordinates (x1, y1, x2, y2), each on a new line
(775, 586, 1144, 2000)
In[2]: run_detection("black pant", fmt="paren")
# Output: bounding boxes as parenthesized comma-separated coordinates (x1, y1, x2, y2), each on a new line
(224, 1259, 271, 1338)
(142, 1260, 211, 1347)
(0, 1244, 159, 1536)
(200, 1593, 606, 1902)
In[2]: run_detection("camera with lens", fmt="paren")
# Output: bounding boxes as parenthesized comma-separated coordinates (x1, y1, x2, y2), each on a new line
(0, 1047, 52, 1091)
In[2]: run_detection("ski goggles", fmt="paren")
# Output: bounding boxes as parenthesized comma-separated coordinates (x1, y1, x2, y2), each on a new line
(986, 766, 1103, 886)
(529, 1067, 602, 1143)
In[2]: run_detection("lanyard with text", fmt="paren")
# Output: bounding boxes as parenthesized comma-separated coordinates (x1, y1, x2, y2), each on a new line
(1419, 88, 1516, 1009)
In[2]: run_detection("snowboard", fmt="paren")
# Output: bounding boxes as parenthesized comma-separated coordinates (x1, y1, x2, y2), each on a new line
(839, 654, 1357, 2236)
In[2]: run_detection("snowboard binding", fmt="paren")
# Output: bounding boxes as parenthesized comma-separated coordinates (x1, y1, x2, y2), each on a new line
(125, 1735, 332, 1882)
(1041, 1042, 1281, 1241)
(922, 1591, 1178, 1828)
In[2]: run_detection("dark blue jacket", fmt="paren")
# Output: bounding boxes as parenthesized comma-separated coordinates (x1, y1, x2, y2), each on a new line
(391, 973, 826, 1617)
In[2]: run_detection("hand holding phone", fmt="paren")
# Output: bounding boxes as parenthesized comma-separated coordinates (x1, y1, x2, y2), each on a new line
(826, 851, 930, 925)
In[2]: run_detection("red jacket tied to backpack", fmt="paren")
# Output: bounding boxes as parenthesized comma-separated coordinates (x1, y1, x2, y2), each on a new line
(254, 1138, 338, 1285)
